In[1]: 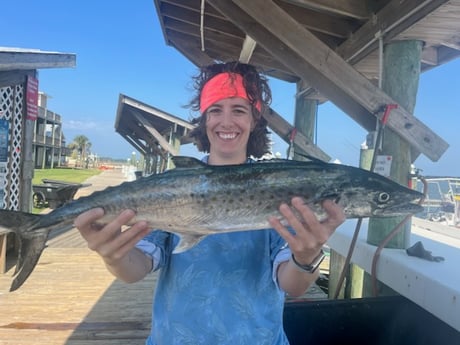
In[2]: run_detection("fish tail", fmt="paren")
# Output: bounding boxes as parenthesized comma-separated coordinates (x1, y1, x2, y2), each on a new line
(0, 210, 49, 291)
(10, 233, 49, 291)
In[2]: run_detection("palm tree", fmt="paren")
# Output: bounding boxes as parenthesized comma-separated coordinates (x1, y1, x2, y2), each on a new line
(69, 135, 91, 167)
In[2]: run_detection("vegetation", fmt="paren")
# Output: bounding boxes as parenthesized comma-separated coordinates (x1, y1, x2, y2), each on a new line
(33, 168, 101, 185)
(32, 168, 101, 213)
(67, 134, 92, 168)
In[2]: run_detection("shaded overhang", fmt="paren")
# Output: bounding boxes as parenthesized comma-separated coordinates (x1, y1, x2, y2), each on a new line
(153, 0, 460, 162)
(0, 47, 76, 87)
(115, 94, 195, 158)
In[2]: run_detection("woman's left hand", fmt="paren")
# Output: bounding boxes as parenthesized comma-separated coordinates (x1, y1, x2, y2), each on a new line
(268, 197, 345, 265)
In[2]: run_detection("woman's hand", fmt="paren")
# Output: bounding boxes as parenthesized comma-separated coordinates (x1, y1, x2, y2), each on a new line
(269, 197, 345, 296)
(269, 197, 345, 264)
(74, 208, 152, 282)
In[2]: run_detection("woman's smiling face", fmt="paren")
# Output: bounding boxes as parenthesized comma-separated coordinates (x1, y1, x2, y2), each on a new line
(205, 97, 255, 165)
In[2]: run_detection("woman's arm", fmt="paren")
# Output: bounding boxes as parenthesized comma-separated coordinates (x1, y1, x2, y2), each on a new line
(74, 208, 153, 283)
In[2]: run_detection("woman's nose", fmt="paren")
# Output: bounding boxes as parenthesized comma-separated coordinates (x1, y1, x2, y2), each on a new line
(219, 109, 234, 126)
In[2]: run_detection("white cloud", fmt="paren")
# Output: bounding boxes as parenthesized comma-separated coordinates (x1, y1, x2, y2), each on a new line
(64, 119, 100, 130)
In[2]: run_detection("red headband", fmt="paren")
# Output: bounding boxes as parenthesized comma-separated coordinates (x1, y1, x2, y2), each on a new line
(199, 72, 262, 113)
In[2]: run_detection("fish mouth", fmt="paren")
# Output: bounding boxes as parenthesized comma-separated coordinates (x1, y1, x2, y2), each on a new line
(373, 203, 424, 217)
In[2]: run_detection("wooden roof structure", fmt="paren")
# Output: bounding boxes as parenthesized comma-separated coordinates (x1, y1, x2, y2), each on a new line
(115, 94, 195, 158)
(0, 47, 76, 87)
(118, 0, 460, 162)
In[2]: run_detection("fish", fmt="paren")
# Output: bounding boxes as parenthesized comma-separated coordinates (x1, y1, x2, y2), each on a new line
(0, 156, 424, 291)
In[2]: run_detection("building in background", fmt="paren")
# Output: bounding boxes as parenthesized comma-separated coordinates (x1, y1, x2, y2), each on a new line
(34, 92, 70, 168)
(0, 47, 75, 272)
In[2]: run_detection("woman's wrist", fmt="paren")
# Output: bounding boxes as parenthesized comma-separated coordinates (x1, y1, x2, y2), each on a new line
(290, 250, 325, 274)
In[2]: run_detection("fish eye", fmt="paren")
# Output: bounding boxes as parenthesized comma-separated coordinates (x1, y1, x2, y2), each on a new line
(377, 192, 390, 203)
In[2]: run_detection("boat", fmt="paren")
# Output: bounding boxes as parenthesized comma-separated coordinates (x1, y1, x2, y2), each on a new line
(416, 177, 460, 227)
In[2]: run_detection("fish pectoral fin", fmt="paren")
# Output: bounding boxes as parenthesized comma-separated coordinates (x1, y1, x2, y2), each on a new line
(173, 234, 208, 254)
(10, 233, 48, 292)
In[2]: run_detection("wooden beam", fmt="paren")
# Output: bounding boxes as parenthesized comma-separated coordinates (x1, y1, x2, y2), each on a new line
(209, 0, 375, 125)
(0, 50, 76, 71)
(163, 17, 243, 42)
(122, 96, 194, 130)
(421, 46, 439, 66)
(336, 0, 449, 64)
(220, 0, 448, 162)
(168, 34, 299, 82)
(168, 38, 215, 67)
(440, 40, 460, 51)
(436, 45, 460, 66)
(132, 112, 179, 156)
(161, 2, 244, 38)
(264, 108, 330, 162)
(0, 70, 34, 88)
(279, 0, 370, 20)
(123, 134, 148, 156)
(160, 0, 225, 19)
(117, 118, 150, 150)
(239, 35, 257, 63)
(0, 234, 7, 274)
(279, 1, 359, 38)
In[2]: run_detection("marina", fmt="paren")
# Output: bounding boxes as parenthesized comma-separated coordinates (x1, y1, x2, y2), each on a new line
(2, 1, 460, 343)
(416, 177, 460, 228)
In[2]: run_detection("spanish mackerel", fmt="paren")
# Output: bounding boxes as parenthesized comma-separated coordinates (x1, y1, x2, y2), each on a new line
(0, 156, 423, 291)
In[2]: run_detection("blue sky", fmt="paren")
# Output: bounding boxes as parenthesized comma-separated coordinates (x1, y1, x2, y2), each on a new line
(2, 0, 459, 176)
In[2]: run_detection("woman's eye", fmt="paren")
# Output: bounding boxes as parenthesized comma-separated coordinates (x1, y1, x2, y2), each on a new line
(208, 108, 221, 114)
(233, 108, 248, 115)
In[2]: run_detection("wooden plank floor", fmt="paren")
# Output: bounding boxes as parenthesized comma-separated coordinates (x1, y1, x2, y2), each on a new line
(0, 169, 159, 344)
(0, 168, 328, 344)
(0, 247, 157, 344)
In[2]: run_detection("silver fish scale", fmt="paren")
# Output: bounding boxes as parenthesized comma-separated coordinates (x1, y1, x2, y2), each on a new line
(37, 158, 421, 234)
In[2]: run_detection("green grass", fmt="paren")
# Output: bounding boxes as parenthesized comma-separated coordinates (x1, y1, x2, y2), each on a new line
(33, 168, 102, 185)
(32, 168, 102, 213)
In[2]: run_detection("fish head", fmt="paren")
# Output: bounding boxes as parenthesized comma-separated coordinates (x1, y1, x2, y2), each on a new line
(339, 175, 424, 218)
(368, 188, 424, 217)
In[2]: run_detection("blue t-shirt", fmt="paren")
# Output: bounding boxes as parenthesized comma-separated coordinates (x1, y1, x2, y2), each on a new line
(137, 228, 291, 345)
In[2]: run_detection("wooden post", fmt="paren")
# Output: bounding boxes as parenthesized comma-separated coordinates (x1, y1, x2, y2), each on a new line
(292, 82, 347, 299)
(21, 118, 35, 212)
(291, 81, 318, 160)
(364, 40, 423, 296)
(0, 234, 6, 273)
(328, 250, 346, 299)
(293, 81, 317, 161)
(166, 128, 181, 170)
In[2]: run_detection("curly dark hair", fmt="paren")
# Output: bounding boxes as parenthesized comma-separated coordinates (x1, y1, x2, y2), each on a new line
(187, 61, 272, 158)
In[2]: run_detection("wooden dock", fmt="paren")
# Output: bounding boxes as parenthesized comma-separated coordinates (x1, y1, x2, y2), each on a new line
(0, 246, 157, 344)
(0, 169, 153, 344)
(0, 168, 328, 344)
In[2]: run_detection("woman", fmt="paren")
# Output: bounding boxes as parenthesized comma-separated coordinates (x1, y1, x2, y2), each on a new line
(75, 61, 345, 344)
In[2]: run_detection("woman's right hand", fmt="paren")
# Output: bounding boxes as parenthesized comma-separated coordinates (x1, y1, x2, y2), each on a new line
(74, 208, 153, 282)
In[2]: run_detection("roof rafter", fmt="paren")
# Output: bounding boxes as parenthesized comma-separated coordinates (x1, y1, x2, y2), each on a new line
(208, 0, 448, 161)
(279, 0, 371, 20)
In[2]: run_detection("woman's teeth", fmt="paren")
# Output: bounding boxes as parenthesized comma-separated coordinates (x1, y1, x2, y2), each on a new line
(218, 132, 237, 139)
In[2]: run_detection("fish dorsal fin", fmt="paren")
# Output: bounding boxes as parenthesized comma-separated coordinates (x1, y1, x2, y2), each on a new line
(171, 156, 206, 169)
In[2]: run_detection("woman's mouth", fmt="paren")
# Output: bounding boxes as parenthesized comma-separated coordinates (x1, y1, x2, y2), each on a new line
(217, 132, 238, 140)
